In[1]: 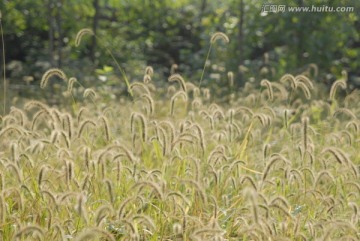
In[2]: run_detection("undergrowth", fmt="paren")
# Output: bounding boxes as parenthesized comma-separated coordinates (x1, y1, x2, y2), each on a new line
(0, 30, 359, 241)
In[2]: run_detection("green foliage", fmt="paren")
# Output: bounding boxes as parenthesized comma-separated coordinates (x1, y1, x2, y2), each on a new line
(2, 0, 360, 87)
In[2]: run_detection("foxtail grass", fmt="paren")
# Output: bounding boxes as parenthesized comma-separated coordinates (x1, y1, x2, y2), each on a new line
(227, 71, 234, 87)
(329, 79, 347, 101)
(280, 74, 296, 90)
(130, 112, 147, 142)
(14, 225, 44, 240)
(302, 117, 309, 154)
(260, 79, 274, 101)
(75, 28, 133, 97)
(296, 81, 311, 99)
(145, 66, 154, 76)
(199, 32, 229, 88)
(40, 68, 67, 89)
(170, 91, 187, 116)
(169, 74, 187, 92)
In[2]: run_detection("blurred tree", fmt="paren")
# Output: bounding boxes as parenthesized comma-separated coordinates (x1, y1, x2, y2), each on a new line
(91, 0, 99, 63)
(0, 0, 359, 88)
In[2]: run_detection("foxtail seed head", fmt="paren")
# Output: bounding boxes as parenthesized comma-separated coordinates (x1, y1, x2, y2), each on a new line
(168, 74, 187, 92)
(75, 28, 94, 47)
(145, 66, 154, 76)
(329, 79, 347, 101)
(40, 68, 67, 89)
(210, 32, 230, 44)
(67, 77, 76, 92)
(260, 79, 274, 101)
(227, 71, 234, 87)
(280, 74, 297, 90)
(83, 88, 97, 99)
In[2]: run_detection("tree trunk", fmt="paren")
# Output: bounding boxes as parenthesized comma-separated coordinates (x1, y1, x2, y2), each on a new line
(238, 0, 245, 85)
(296, 0, 304, 67)
(56, 0, 63, 68)
(47, 0, 55, 67)
(92, 0, 100, 64)
(200, 0, 207, 18)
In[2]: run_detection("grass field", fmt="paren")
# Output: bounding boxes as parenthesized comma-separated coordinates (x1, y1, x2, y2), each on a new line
(0, 32, 360, 241)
